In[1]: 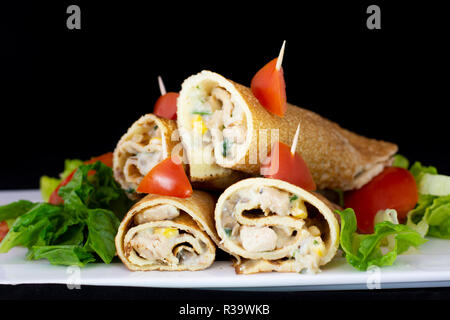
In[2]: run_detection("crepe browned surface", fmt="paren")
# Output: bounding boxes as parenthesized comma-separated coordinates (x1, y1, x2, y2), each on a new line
(115, 190, 218, 271)
(214, 178, 340, 274)
(228, 80, 397, 190)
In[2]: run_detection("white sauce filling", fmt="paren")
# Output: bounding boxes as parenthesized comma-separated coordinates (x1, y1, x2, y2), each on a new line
(221, 186, 327, 274)
(124, 204, 209, 267)
(186, 83, 247, 165)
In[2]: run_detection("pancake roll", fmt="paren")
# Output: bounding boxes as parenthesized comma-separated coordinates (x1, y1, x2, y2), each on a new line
(215, 178, 340, 274)
(115, 191, 219, 271)
(113, 114, 180, 196)
(177, 70, 398, 191)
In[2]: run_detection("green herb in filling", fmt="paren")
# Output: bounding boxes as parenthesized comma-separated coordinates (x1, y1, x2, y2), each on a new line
(224, 228, 232, 237)
(191, 110, 212, 116)
(222, 139, 232, 157)
(289, 195, 298, 202)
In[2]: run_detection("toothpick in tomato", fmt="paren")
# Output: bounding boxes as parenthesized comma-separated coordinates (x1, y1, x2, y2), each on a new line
(137, 156, 192, 198)
(261, 125, 316, 191)
(344, 166, 419, 234)
(153, 76, 179, 120)
(251, 41, 287, 117)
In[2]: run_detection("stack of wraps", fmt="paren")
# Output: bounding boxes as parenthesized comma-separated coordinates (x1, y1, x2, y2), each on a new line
(115, 191, 219, 271)
(113, 69, 399, 274)
(177, 70, 398, 191)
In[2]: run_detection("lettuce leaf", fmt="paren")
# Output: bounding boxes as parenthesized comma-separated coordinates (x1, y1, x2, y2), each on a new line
(407, 194, 450, 238)
(39, 158, 84, 202)
(392, 154, 410, 169)
(409, 161, 438, 184)
(39, 176, 61, 202)
(0, 161, 134, 266)
(27, 245, 96, 267)
(0, 200, 36, 221)
(403, 161, 450, 238)
(60, 159, 84, 180)
(337, 208, 427, 271)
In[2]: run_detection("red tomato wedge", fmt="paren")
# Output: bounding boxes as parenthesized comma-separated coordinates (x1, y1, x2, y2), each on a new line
(85, 152, 114, 167)
(0, 221, 9, 242)
(48, 152, 114, 205)
(251, 58, 287, 117)
(261, 142, 316, 191)
(153, 92, 179, 120)
(137, 157, 192, 198)
(344, 167, 419, 234)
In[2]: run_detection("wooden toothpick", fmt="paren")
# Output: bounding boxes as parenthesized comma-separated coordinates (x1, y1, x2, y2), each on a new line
(275, 40, 286, 71)
(291, 123, 300, 154)
(158, 76, 167, 96)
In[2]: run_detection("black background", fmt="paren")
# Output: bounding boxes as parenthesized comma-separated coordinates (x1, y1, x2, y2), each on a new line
(1, 0, 450, 304)
(1, 1, 448, 189)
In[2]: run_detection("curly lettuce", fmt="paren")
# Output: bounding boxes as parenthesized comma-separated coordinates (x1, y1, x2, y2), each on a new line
(406, 161, 450, 239)
(337, 208, 427, 271)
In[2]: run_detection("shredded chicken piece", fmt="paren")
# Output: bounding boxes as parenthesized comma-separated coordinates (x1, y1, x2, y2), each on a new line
(239, 226, 278, 252)
(134, 205, 180, 224)
(257, 187, 291, 216)
(130, 230, 172, 261)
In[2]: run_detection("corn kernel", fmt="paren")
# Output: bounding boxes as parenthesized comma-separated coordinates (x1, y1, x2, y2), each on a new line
(154, 227, 179, 238)
(191, 115, 208, 135)
(314, 247, 324, 257)
(291, 199, 308, 219)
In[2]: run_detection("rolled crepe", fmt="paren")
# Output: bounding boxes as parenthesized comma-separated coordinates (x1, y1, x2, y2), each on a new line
(177, 70, 398, 191)
(113, 114, 180, 196)
(115, 191, 218, 271)
(215, 178, 340, 274)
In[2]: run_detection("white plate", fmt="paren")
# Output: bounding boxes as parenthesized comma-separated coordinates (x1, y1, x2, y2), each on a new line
(1, 190, 450, 291)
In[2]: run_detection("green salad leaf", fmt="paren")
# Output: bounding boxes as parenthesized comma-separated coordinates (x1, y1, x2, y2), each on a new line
(407, 194, 450, 238)
(403, 160, 450, 239)
(409, 161, 437, 184)
(39, 176, 61, 202)
(0, 161, 134, 266)
(39, 159, 84, 202)
(337, 208, 427, 271)
(0, 200, 36, 221)
(392, 154, 410, 169)
(27, 245, 96, 267)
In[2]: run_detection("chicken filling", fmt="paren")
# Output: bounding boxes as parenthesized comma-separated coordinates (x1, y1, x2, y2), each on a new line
(187, 83, 247, 165)
(118, 123, 165, 191)
(221, 186, 327, 273)
(124, 205, 208, 267)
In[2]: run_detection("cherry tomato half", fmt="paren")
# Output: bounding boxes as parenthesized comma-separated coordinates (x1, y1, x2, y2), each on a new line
(153, 92, 179, 120)
(344, 166, 419, 234)
(137, 157, 192, 198)
(251, 58, 287, 117)
(261, 142, 316, 191)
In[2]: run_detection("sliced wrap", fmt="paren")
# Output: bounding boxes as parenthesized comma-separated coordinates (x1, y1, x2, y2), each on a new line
(215, 178, 340, 274)
(177, 70, 398, 191)
(115, 191, 218, 271)
(113, 114, 180, 196)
